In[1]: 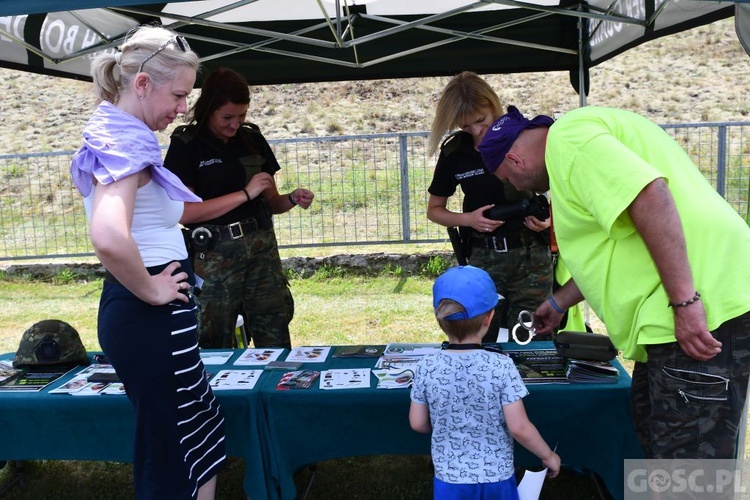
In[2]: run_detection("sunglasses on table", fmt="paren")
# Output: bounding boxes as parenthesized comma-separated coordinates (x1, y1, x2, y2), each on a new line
(137, 35, 190, 74)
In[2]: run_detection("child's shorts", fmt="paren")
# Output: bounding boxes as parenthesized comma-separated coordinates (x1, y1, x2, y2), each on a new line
(433, 476, 519, 499)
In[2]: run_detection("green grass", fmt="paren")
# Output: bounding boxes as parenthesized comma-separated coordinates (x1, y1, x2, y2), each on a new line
(0, 456, 603, 499)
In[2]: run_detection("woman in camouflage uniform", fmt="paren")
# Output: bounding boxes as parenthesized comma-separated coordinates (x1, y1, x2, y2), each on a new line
(426, 72, 554, 342)
(164, 67, 313, 349)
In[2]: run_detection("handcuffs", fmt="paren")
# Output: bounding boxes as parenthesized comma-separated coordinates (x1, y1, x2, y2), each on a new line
(511, 310, 537, 345)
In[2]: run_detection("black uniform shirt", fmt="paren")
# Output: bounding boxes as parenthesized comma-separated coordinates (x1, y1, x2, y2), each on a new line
(428, 131, 530, 234)
(164, 123, 280, 227)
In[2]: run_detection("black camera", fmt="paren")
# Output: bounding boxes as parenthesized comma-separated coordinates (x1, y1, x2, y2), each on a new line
(484, 195, 550, 222)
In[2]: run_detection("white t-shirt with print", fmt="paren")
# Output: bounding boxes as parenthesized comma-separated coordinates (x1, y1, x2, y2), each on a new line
(410, 350, 528, 484)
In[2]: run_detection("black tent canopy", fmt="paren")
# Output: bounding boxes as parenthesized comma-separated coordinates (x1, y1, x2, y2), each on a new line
(0, 0, 736, 97)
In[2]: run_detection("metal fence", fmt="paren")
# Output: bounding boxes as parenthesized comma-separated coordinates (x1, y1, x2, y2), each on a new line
(1, 123, 749, 261)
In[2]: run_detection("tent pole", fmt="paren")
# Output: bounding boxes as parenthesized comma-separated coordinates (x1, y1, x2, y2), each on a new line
(578, 7, 587, 107)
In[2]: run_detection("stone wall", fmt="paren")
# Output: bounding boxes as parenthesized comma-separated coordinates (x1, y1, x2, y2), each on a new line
(1, 252, 456, 281)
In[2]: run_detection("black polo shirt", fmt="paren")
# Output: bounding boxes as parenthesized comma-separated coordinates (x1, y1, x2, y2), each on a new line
(428, 131, 531, 234)
(164, 123, 279, 227)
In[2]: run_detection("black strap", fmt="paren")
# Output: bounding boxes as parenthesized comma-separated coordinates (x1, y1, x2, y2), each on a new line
(441, 342, 483, 350)
(440, 341, 504, 353)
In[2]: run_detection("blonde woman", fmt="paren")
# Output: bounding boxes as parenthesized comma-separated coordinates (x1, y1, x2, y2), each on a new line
(427, 72, 553, 341)
(70, 26, 225, 499)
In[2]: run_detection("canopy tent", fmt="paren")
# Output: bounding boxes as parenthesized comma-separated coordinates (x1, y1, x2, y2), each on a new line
(0, 0, 738, 102)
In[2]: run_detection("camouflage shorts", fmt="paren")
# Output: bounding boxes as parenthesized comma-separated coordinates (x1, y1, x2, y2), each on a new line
(193, 229, 293, 349)
(630, 311, 750, 460)
(468, 238, 553, 341)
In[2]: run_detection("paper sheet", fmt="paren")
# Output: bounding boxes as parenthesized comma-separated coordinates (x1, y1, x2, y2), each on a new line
(210, 369, 262, 390)
(319, 368, 370, 390)
(284, 346, 332, 363)
(200, 351, 233, 365)
(517, 468, 547, 500)
(497, 327, 509, 343)
(233, 348, 284, 366)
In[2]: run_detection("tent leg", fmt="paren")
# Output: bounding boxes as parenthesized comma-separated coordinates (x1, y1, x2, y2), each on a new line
(577, 7, 587, 107)
(299, 463, 318, 500)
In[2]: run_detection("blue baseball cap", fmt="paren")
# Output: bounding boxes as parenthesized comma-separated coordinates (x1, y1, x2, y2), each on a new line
(433, 265, 500, 320)
(478, 105, 554, 174)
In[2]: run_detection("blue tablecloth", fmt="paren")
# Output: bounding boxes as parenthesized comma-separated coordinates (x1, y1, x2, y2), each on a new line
(259, 342, 644, 500)
(0, 351, 271, 500)
(0, 344, 644, 499)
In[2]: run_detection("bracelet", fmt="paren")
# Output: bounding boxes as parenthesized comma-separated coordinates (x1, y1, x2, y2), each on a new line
(548, 296, 564, 314)
(242, 188, 251, 203)
(668, 291, 701, 308)
(288, 193, 298, 206)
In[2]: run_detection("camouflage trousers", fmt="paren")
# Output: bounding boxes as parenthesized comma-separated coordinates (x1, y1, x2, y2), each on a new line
(193, 228, 294, 349)
(467, 238, 553, 342)
(630, 311, 750, 459)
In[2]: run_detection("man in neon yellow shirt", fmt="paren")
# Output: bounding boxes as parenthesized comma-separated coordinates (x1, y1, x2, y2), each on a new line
(478, 105, 750, 461)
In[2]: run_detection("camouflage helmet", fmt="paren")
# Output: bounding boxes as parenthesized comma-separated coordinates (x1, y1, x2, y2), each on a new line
(13, 319, 89, 368)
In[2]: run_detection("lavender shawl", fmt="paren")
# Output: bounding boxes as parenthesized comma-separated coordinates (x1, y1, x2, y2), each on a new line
(70, 101, 200, 202)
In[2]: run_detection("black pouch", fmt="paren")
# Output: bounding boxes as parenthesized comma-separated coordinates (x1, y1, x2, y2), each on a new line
(458, 225, 473, 261)
(190, 227, 215, 253)
(554, 331, 618, 361)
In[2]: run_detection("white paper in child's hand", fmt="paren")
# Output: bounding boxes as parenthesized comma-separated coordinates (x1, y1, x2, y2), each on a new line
(517, 468, 547, 500)
(497, 327, 509, 343)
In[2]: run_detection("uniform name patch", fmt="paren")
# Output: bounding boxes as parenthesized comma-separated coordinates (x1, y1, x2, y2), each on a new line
(198, 158, 223, 168)
(455, 168, 484, 180)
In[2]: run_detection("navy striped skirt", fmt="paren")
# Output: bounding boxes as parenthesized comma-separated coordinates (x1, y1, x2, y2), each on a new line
(98, 260, 226, 499)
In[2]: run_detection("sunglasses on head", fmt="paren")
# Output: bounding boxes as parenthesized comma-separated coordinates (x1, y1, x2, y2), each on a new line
(137, 35, 190, 74)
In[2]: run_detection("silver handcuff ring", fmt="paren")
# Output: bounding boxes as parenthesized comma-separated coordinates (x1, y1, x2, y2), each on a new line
(511, 310, 537, 346)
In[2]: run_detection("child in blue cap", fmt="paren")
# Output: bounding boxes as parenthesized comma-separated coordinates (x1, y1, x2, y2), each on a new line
(410, 265, 560, 499)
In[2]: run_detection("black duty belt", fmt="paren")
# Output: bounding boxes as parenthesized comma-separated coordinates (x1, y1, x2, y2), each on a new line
(470, 231, 528, 253)
(209, 218, 261, 241)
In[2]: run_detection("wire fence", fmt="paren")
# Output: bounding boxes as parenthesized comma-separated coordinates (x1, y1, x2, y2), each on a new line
(0, 123, 748, 261)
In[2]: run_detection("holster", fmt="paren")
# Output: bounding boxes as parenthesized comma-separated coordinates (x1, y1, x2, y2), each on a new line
(458, 226, 473, 261)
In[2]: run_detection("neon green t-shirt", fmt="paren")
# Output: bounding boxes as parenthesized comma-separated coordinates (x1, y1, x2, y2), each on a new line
(555, 257, 588, 332)
(546, 106, 750, 362)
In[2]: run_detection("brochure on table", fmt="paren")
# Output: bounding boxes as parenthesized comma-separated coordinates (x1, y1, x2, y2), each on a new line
(320, 368, 370, 390)
(383, 343, 441, 356)
(506, 349, 619, 384)
(372, 369, 414, 389)
(0, 360, 22, 386)
(200, 351, 234, 365)
(276, 370, 320, 390)
(233, 348, 284, 366)
(210, 370, 263, 390)
(565, 358, 619, 383)
(285, 346, 331, 363)
(371, 343, 439, 389)
(0, 363, 79, 392)
(49, 364, 124, 395)
(374, 356, 422, 370)
(505, 349, 568, 384)
(332, 345, 385, 358)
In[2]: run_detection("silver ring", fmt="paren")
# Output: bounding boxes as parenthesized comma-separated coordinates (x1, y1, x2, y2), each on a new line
(180, 282, 185, 290)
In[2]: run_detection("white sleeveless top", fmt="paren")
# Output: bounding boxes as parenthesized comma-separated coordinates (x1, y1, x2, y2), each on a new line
(84, 179, 187, 267)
